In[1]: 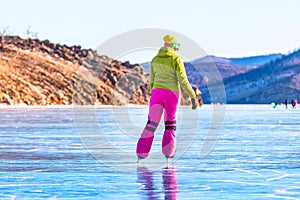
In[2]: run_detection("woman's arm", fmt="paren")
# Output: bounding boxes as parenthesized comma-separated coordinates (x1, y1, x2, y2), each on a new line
(175, 57, 196, 98)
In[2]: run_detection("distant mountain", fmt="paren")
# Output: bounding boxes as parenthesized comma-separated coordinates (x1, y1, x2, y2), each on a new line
(202, 49, 300, 104)
(192, 53, 282, 66)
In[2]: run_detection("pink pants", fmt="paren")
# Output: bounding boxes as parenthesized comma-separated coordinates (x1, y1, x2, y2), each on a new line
(136, 88, 180, 158)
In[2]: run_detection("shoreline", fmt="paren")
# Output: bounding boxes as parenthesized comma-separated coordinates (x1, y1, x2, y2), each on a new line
(0, 104, 148, 109)
(0, 104, 290, 109)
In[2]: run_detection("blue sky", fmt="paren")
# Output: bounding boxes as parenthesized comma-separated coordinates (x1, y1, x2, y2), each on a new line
(1, 0, 300, 62)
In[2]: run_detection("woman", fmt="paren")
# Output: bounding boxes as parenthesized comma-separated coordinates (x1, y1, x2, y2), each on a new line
(136, 34, 198, 161)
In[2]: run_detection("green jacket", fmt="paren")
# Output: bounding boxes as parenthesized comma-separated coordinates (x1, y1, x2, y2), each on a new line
(150, 47, 196, 98)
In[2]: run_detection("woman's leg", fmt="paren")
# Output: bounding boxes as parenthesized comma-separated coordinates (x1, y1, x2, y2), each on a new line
(136, 89, 163, 159)
(162, 90, 180, 158)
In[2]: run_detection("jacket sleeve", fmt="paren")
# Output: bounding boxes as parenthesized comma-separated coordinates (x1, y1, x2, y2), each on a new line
(175, 57, 196, 98)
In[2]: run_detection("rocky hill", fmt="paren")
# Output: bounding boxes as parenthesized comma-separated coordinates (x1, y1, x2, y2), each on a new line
(0, 36, 151, 105)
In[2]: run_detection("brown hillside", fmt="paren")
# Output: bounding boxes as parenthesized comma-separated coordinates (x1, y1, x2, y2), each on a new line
(0, 36, 151, 105)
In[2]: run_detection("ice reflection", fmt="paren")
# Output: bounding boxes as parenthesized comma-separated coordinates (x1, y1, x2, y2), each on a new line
(137, 167, 178, 200)
(162, 167, 178, 200)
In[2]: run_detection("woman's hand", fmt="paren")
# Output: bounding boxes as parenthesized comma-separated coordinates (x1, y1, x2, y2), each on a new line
(197, 95, 204, 107)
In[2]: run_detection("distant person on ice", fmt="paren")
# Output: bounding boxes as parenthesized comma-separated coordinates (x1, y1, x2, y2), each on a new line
(292, 99, 297, 109)
(136, 34, 198, 161)
(285, 99, 288, 109)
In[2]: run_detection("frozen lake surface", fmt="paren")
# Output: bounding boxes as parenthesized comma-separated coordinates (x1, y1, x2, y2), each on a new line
(0, 105, 299, 199)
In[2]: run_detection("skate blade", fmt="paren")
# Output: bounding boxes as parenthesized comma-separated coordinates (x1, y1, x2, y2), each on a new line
(137, 157, 144, 163)
(166, 157, 173, 168)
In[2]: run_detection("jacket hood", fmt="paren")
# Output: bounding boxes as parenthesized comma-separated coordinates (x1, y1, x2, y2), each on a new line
(157, 47, 176, 58)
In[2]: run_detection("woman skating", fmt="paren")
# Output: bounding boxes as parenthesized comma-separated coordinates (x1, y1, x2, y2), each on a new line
(136, 34, 198, 161)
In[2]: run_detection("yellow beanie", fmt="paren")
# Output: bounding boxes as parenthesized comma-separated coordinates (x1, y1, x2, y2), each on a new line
(163, 34, 176, 44)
